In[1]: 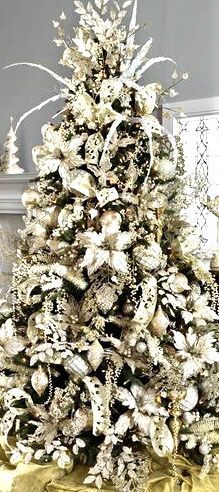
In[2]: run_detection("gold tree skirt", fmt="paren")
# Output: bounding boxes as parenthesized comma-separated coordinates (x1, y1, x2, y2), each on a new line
(0, 448, 218, 492)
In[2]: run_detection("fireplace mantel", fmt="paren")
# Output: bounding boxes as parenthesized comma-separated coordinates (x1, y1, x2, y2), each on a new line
(0, 173, 36, 214)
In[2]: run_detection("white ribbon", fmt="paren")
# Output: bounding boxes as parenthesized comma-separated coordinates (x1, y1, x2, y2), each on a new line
(14, 94, 65, 134)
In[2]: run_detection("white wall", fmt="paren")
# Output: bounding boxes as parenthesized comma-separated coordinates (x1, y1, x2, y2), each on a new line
(0, 0, 218, 171)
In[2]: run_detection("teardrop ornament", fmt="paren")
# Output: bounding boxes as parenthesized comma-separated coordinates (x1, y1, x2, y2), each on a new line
(31, 365, 49, 397)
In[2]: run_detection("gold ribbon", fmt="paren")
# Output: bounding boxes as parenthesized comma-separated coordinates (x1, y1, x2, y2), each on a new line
(0, 450, 218, 492)
(144, 455, 219, 492)
(46, 466, 115, 492)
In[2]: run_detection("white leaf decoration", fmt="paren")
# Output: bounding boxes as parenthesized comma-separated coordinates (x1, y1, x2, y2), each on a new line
(116, 387, 136, 409)
(124, 38, 153, 78)
(115, 411, 133, 435)
(84, 475, 96, 485)
(134, 413, 151, 436)
(123, 0, 133, 8)
(94, 0, 102, 8)
(136, 56, 176, 80)
(74, 1, 86, 14)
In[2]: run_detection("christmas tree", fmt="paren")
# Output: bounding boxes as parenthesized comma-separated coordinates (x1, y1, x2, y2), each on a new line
(0, 1, 219, 491)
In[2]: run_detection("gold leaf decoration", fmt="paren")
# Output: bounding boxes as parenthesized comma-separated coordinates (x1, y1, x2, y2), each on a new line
(150, 305, 170, 337)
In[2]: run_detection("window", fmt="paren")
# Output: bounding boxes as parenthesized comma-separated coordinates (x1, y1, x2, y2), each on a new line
(164, 97, 219, 262)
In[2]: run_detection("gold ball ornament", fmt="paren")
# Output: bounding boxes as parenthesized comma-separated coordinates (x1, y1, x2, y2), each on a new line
(31, 366, 49, 397)
(122, 299, 135, 316)
(22, 188, 40, 208)
(150, 305, 170, 337)
(153, 158, 176, 182)
(147, 190, 168, 210)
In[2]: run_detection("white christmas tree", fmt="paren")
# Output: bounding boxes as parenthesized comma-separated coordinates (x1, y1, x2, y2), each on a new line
(0, 118, 24, 174)
(0, 2, 218, 492)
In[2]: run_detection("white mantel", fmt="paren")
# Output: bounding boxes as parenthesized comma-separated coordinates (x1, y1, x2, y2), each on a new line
(0, 173, 36, 292)
(0, 173, 36, 214)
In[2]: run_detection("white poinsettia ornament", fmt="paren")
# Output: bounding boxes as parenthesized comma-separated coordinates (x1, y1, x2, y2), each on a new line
(78, 210, 134, 275)
(32, 124, 85, 176)
(173, 328, 219, 379)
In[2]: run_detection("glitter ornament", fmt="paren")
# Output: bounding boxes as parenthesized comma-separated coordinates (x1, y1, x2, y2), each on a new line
(153, 158, 176, 182)
(133, 242, 162, 272)
(150, 305, 170, 337)
(65, 355, 91, 378)
(96, 284, 118, 314)
(150, 420, 174, 457)
(31, 366, 49, 397)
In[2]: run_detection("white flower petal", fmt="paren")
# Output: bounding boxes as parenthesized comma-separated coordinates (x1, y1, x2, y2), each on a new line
(186, 328, 197, 348)
(78, 231, 103, 248)
(115, 411, 133, 435)
(113, 231, 134, 251)
(109, 251, 129, 273)
(173, 331, 187, 351)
